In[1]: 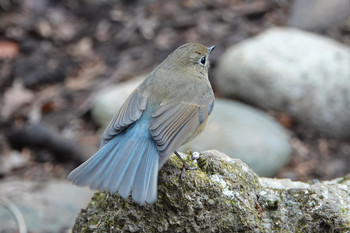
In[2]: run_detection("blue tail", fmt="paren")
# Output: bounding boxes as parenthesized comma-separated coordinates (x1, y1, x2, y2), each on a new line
(68, 119, 159, 204)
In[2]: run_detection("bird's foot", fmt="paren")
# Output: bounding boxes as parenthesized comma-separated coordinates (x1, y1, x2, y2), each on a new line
(175, 151, 198, 180)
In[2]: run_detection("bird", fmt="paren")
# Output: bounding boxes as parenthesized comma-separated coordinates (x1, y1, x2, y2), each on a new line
(68, 42, 215, 205)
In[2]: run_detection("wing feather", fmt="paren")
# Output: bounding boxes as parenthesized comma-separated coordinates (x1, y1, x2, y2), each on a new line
(101, 90, 147, 147)
(150, 103, 202, 166)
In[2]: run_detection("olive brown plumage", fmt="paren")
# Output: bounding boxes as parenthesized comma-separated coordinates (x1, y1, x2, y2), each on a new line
(68, 43, 215, 204)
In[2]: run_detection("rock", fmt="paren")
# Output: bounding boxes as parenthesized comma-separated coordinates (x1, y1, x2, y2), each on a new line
(181, 99, 291, 177)
(72, 150, 350, 232)
(288, 0, 350, 32)
(5, 123, 84, 164)
(215, 28, 350, 139)
(91, 77, 143, 128)
(0, 179, 94, 233)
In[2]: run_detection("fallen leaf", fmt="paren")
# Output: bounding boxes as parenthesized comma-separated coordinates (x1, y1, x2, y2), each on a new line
(277, 113, 293, 129)
(1, 80, 34, 119)
(0, 40, 19, 59)
(65, 60, 107, 91)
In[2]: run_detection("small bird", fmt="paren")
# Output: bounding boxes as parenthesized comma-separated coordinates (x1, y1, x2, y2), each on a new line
(68, 42, 215, 204)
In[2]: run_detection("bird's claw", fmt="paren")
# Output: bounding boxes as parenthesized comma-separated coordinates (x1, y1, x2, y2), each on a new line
(175, 151, 198, 180)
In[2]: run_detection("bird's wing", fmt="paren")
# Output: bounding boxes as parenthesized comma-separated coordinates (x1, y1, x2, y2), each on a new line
(149, 100, 213, 166)
(100, 90, 147, 147)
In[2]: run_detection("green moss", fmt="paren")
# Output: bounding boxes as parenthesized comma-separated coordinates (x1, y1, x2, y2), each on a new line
(197, 155, 209, 171)
(338, 173, 350, 184)
(266, 199, 279, 210)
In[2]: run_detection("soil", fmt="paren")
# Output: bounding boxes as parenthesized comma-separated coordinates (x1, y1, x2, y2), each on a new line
(0, 0, 349, 183)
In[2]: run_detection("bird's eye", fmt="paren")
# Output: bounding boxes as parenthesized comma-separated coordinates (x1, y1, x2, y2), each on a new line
(200, 56, 206, 65)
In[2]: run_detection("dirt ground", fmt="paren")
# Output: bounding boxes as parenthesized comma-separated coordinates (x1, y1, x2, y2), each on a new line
(0, 0, 350, 183)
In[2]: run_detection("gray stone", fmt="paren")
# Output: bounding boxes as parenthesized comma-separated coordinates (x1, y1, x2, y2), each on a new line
(288, 0, 350, 32)
(181, 99, 291, 177)
(215, 27, 350, 138)
(72, 150, 350, 232)
(0, 179, 94, 232)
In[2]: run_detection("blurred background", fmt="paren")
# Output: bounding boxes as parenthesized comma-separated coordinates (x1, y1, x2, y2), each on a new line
(0, 0, 350, 232)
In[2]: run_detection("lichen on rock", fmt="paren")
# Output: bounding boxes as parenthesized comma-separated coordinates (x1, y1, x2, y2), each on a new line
(72, 150, 350, 232)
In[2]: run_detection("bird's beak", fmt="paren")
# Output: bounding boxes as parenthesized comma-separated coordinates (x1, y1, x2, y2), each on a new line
(209, 45, 216, 54)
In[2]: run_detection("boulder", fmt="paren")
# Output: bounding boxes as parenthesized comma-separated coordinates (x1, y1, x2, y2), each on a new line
(288, 0, 350, 32)
(0, 179, 94, 232)
(72, 150, 350, 232)
(181, 99, 291, 177)
(215, 28, 350, 138)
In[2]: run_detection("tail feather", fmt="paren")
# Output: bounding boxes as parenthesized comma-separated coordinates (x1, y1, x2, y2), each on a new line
(97, 139, 132, 191)
(68, 137, 118, 186)
(89, 141, 122, 189)
(146, 154, 158, 203)
(132, 142, 159, 204)
(106, 140, 137, 193)
(68, 122, 159, 205)
(118, 140, 147, 198)
(99, 140, 129, 190)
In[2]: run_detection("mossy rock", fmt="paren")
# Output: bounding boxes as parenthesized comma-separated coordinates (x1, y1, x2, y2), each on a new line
(72, 150, 350, 232)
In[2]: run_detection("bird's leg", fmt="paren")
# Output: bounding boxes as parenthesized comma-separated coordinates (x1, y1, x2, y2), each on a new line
(174, 151, 198, 179)
(175, 151, 198, 170)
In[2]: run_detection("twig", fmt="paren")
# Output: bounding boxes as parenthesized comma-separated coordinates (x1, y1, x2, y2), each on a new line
(0, 196, 27, 233)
